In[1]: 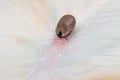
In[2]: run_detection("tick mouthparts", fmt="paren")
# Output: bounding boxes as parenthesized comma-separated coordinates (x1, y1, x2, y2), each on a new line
(57, 31, 62, 37)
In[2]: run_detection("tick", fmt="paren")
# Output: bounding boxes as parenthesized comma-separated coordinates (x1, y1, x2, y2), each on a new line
(56, 14, 76, 38)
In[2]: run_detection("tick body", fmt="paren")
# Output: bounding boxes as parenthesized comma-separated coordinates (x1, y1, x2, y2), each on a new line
(56, 14, 76, 38)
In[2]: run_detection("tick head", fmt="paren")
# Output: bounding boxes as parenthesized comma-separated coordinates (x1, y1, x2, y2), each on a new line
(57, 31, 62, 38)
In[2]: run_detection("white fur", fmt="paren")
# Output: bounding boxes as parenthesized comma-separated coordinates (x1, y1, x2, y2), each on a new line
(0, 0, 120, 80)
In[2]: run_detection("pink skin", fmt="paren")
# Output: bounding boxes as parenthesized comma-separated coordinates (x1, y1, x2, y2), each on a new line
(51, 37, 68, 47)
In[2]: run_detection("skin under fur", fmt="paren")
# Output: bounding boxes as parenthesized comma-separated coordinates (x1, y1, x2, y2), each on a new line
(0, 0, 120, 80)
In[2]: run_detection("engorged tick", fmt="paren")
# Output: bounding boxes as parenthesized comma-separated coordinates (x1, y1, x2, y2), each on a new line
(56, 14, 76, 38)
